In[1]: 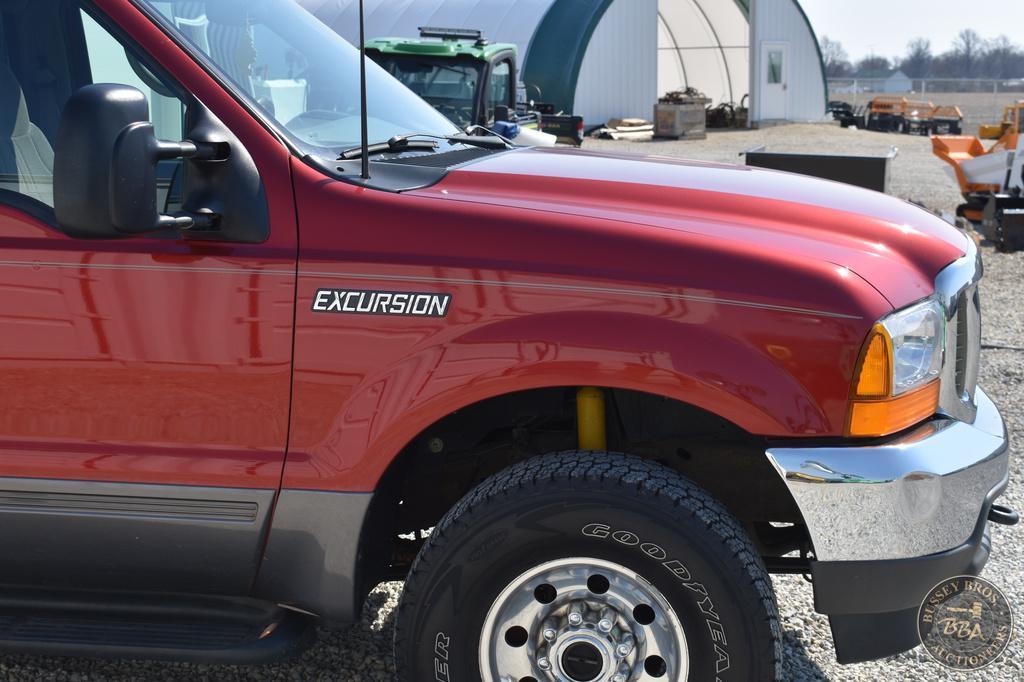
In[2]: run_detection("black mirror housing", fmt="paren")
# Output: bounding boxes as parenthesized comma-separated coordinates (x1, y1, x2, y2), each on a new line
(54, 84, 151, 238)
(56, 84, 219, 238)
(54, 83, 269, 244)
(110, 121, 213, 233)
(110, 122, 165, 233)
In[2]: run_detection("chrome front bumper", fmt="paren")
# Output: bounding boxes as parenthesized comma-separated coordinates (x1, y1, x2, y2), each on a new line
(766, 387, 1008, 562)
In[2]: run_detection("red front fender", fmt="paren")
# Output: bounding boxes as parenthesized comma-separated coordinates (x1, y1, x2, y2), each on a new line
(285, 307, 863, 491)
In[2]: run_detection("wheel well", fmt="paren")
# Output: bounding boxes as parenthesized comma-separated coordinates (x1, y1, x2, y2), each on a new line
(357, 387, 809, 594)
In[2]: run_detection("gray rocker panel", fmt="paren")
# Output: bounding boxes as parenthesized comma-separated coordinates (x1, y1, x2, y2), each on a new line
(0, 477, 275, 595)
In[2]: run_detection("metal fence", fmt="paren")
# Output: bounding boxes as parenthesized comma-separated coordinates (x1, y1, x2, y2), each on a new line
(828, 78, 1024, 97)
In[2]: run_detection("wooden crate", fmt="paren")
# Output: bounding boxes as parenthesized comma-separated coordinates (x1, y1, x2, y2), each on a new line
(654, 99, 708, 139)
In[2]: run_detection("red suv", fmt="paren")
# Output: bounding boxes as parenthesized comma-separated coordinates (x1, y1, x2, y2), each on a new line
(0, 1, 1013, 679)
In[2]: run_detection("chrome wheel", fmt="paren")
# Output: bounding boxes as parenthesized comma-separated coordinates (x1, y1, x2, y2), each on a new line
(479, 557, 688, 682)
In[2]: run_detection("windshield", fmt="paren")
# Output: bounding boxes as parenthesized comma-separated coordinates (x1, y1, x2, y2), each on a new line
(373, 55, 481, 128)
(138, 0, 461, 155)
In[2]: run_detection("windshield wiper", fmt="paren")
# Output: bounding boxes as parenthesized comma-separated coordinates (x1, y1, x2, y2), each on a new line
(339, 135, 439, 160)
(446, 133, 510, 150)
(338, 132, 510, 160)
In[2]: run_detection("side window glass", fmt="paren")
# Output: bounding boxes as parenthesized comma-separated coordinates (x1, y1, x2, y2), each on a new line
(488, 60, 511, 121)
(0, 3, 59, 208)
(0, 4, 186, 213)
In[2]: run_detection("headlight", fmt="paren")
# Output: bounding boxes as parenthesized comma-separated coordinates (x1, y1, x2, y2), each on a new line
(847, 298, 944, 437)
(881, 299, 944, 395)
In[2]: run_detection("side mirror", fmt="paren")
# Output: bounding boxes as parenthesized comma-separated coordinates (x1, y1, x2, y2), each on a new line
(109, 121, 224, 233)
(54, 84, 223, 238)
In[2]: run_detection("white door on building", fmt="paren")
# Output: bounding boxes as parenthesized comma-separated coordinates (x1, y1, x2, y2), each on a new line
(760, 41, 789, 120)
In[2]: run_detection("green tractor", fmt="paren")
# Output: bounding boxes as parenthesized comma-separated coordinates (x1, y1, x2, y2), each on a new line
(364, 27, 583, 146)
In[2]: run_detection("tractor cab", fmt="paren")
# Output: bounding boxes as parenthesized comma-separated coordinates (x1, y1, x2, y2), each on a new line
(364, 28, 524, 131)
(364, 28, 582, 145)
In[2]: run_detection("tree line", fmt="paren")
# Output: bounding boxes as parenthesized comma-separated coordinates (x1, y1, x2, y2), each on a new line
(821, 30, 1024, 80)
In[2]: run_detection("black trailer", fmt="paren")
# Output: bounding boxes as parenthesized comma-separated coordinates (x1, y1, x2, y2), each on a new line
(743, 145, 898, 194)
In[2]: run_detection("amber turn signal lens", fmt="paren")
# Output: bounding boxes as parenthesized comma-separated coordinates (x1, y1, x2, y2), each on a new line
(852, 324, 891, 398)
(846, 380, 940, 437)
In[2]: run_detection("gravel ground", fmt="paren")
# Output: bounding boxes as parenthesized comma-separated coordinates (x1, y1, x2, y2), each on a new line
(2, 123, 1020, 680)
(585, 121, 966, 217)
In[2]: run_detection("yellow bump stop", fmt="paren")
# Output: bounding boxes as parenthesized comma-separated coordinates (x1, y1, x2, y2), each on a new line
(576, 387, 607, 451)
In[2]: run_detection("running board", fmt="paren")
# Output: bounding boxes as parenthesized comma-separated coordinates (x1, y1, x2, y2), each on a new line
(0, 589, 316, 663)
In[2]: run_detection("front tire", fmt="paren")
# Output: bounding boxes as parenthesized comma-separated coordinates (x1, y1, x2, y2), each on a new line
(394, 452, 781, 681)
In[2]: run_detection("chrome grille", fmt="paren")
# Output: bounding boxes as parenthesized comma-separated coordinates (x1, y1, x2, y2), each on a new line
(955, 292, 970, 394)
(935, 238, 982, 423)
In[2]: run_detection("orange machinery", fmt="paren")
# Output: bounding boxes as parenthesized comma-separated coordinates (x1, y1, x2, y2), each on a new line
(865, 96, 908, 132)
(864, 97, 962, 134)
(932, 101, 1024, 249)
(979, 104, 1020, 140)
(902, 99, 934, 134)
(929, 104, 963, 135)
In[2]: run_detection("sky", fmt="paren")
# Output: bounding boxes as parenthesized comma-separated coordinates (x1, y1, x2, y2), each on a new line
(798, 0, 1024, 62)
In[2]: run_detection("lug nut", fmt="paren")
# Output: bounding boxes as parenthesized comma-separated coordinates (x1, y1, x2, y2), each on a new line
(598, 607, 615, 633)
(616, 633, 634, 657)
(610, 675, 626, 682)
(567, 602, 585, 626)
(542, 617, 558, 641)
(537, 656, 552, 671)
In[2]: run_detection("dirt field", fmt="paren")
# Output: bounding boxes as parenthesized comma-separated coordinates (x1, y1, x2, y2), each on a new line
(830, 90, 1019, 137)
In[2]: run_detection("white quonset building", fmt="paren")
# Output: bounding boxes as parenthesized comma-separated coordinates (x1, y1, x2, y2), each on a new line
(301, 0, 828, 127)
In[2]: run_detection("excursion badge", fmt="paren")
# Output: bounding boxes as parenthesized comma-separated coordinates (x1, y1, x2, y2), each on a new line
(312, 288, 452, 318)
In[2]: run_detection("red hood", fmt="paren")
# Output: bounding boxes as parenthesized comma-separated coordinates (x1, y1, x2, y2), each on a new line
(411, 147, 967, 309)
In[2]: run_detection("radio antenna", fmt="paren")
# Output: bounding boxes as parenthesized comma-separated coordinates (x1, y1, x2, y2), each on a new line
(358, 0, 370, 179)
